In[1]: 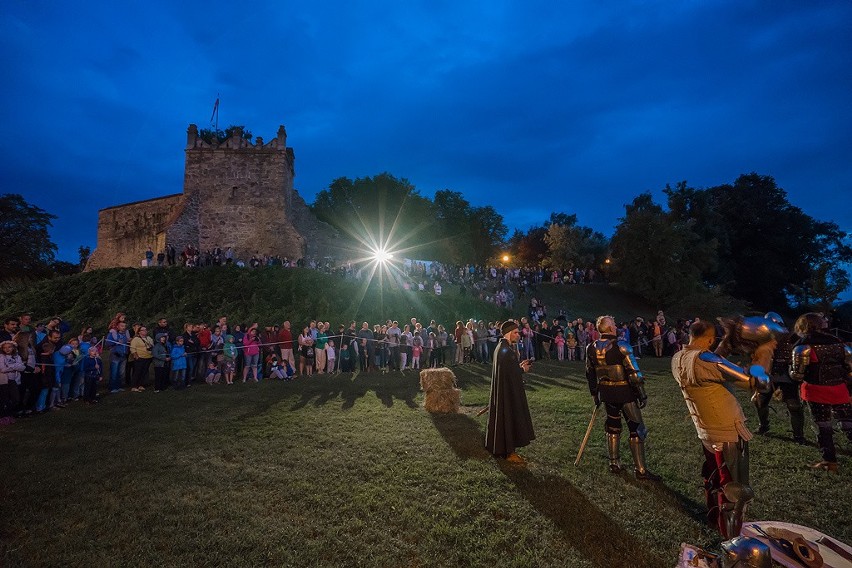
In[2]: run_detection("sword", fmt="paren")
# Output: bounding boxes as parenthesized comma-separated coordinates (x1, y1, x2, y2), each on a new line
(574, 403, 600, 466)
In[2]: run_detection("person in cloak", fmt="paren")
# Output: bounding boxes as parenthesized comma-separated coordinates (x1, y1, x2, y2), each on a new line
(485, 320, 535, 464)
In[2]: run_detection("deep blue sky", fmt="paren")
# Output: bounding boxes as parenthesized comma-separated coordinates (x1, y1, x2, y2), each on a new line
(3, 1, 851, 271)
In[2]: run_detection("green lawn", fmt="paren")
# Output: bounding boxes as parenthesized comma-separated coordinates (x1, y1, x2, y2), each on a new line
(1, 358, 849, 567)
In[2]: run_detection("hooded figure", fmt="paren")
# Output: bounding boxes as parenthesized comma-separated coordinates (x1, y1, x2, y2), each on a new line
(485, 320, 535, 463)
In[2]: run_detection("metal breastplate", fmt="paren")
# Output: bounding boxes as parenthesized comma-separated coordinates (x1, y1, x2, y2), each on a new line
(594, 340, 627, 385)
(805, 343, 846, 386)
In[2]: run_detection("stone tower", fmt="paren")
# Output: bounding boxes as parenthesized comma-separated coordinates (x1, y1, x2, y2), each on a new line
(87, 124, 334, 269)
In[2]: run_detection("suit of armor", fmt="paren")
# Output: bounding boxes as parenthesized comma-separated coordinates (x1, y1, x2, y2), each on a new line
(585, 333, 657, 479)
(790, 331, 852, 468)
(753, 332, 805, 442)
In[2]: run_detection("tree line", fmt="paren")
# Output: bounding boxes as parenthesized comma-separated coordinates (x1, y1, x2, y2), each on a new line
(3, 171, 848, 313)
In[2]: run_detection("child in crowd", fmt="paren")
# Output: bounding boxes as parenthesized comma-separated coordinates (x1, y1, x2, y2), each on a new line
(326, 340, 336, 373)
(152, 333, 170, 392)
(566, 332, 577, 361)
(428, 332, 439, 368)
(169, 336, 187, 389)
(0, 340, 25, 421)
(223, 335, 237, 384)
(204, 361, 221, 385)
(340, 341, 351, 372)
(80, 346, 103, 403)
(268, 355, 286, 380)
(554, 331, 565, 361)
(412, 343, 422, 369)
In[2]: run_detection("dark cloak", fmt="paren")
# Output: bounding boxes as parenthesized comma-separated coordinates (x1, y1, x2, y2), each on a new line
(485, 338, 535, 457)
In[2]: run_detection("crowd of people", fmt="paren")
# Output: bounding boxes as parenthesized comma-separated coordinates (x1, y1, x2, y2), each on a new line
(0, 305, 682, 421)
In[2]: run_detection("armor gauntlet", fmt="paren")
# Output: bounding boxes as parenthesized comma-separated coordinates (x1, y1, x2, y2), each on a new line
(789, 345, 811, 382)
(698, 351, 771, 393)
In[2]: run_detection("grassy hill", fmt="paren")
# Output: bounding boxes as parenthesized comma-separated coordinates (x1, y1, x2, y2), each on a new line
(0, 267, 688, 330)
(0, 267, 751, 334)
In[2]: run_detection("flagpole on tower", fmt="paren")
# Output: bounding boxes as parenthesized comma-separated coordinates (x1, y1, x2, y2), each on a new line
(210, 93, 220, 132)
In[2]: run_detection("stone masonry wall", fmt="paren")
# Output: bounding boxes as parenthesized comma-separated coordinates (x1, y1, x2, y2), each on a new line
(87, 123, 339, 270)
(86, 194, 183, 269)
(184, 126, 304, 260)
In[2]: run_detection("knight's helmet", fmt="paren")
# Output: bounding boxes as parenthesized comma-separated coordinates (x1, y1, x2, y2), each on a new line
(720, 536, 772, 568)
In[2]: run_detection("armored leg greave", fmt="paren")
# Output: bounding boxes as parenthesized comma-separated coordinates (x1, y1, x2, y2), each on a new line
(718, 440, 753, 539)
(607, 432, 622, 473)
(809, 402, 837, 463)
(629, 437, 659, 480)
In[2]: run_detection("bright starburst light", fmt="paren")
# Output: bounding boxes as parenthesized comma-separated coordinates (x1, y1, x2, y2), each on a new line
(372, 248, 393, 263)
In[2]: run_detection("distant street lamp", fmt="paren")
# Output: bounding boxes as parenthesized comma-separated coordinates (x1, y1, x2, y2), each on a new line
(502, 254, 510, 263)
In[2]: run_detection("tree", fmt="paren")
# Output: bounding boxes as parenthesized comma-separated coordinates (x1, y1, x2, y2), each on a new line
(666, 173, 851, 309)
(0, 194, 58, 277)
(78, 245, 91, 268)
(311, 173, 436, 260)
(610, 193, 716, 308)
(790, 262, 850, 312)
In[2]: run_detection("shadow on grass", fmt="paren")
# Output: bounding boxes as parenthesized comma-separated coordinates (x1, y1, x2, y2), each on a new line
(287, 371, 420, 411)
(430, 412, 490, 460)
(497, 463, 667, 568)
(619, 470, 708, 526)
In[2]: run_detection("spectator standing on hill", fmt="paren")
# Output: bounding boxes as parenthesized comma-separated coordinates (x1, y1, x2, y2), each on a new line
(0, 340, 25, 420)
(80, 346, 103, 403)
(242, 328, 261, 382)
(222, 335, 237, 384)
(152, 333, 170, 392)
(169, 336, 187, 389)
(197, 324, 213, 380)
(182, 324, 200, 384)
(107, 322, 130, 393)
(386, 321, 401, 370)
(278, 322, 295, 372)
(129, 326, 153, 392)
(315, 323, 328, 374)
(299, 327, 315, 376)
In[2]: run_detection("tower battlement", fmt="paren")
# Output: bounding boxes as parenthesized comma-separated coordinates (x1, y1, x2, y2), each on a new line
(86, 123, 334, 270)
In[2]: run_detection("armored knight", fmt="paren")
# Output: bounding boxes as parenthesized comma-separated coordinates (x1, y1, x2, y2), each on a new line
(672, 320, 772, 539)
(585, 315, 659, 480)
(790, 312, 852, 472)
(751, 312, 806, 443)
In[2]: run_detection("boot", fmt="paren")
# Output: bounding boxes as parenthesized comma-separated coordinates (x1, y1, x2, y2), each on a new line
(606, 432, 622, 473)
(629, 437, 661, 481)
(789, 403, 806, 444)
(755, 401, 770, 434)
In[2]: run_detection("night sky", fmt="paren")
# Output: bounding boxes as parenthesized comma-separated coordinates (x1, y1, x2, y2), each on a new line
(3, 2, 851, 272)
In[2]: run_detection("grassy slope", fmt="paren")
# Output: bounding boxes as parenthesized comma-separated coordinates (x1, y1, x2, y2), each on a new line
(0, 267, 508, 330)
(1, 359, 849, 567)
(0, 268, 669, 329)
